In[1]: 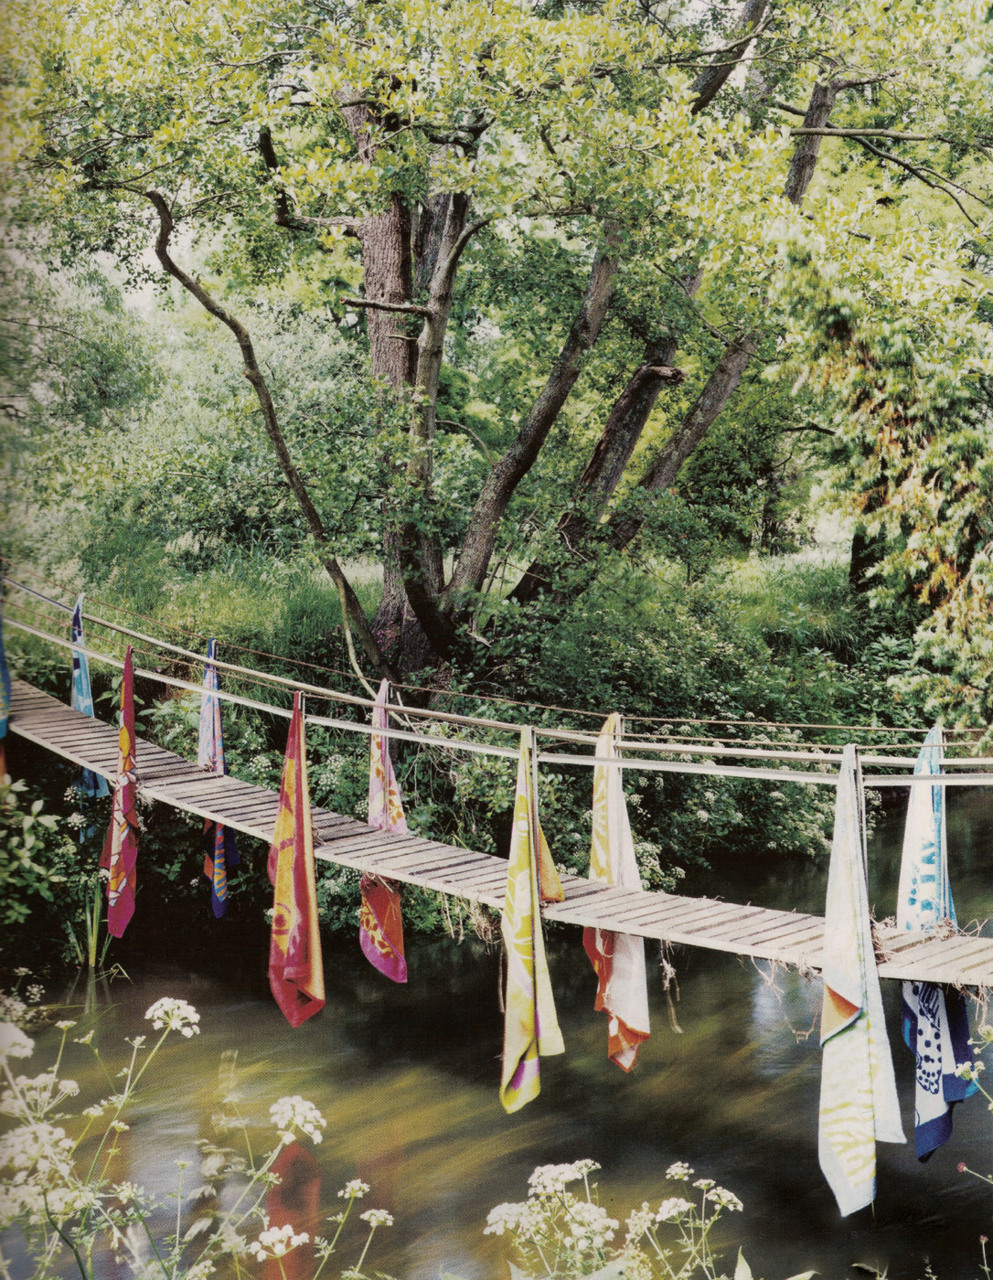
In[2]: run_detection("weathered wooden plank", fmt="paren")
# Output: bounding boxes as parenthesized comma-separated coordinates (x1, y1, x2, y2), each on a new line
(330, 843, 482, 877)
(320, 833, 433, 860)
(882, 935, 991, 978)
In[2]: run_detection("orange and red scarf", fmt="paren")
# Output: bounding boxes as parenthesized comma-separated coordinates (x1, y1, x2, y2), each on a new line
(100, 647, 139, 937)
(268, 693, 325, 1026)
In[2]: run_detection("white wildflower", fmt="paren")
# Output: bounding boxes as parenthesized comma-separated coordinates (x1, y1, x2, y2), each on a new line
(338, 1179, 370, 1199)
(625, 1201, 654, 1241)
(656, 1197, 693, 1222)
(248, 1224, 309, 1260)
(710, 1186, 743, 1212)
(665, 1161, 692, 1181)
(484, 1202, 527, 1236)
(144, 998, 200, 1037)
(55, 1021, 76, 1031)
(66, 813, 86, 829)
(185, 1262, 216, 1280)
(527, 1160, 600, 1196)
(565, 1200, 618, 1251)
(0, 995, 27, 1023)
(359, 1209, 393, 1228)
(0, 1024, 34, 1062)
(269, 1095, 326, 1144)
(693, 1178, 715, 1192)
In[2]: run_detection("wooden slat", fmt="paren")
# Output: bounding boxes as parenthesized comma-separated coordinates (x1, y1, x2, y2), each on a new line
(9, 678, 993, 987)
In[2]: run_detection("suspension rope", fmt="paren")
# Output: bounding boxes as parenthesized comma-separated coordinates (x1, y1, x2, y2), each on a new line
(7, 611, 993, 790)
(6, 568, 973, 740)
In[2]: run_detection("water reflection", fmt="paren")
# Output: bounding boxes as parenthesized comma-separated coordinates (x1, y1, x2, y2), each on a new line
(8, 788, 993, 1280)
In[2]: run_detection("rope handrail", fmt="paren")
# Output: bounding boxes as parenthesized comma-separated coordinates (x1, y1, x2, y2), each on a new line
(8, 613, 993, 791)
(6, 571, 979, 741)
(6, 576, 976, 764)
(0, 594, 921, 766)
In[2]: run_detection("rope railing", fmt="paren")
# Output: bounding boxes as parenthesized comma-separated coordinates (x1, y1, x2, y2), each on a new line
(8, 606, 993, 791)
(0, 577, 936, 758)
(8, 569, 982, 744)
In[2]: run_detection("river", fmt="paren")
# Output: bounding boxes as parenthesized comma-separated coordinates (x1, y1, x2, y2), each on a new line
(10, 787, 993, 1280)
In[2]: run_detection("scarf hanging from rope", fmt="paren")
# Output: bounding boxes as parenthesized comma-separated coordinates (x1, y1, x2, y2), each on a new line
(198, 637, 240, 917)
(268, 692, 325, 1026)
(500, 729, 564, 1113)
(360, 678, 407, 983)
(897, 725, 976, 1160)
(818, 745, 904, 1216)
(100, 646, 139, 938)
(583, 713, 650, 1071)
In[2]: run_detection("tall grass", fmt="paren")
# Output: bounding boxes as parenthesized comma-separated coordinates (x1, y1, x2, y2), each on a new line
(727, 555, 865, 660)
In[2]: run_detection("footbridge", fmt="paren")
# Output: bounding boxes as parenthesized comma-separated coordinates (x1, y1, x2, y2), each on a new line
(7, 662, 993, 987)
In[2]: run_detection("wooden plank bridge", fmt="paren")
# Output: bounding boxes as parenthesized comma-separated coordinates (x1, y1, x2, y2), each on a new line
(8, 679, 993, 987)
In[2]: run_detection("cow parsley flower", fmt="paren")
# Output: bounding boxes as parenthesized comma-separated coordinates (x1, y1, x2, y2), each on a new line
(565, 1200, 618, 1251)
(0, 1024, 34, 1062)
(527, 1160, 600, 1196)
(710, 1186, 743, 1212)
(338, 1179, 370, 1199)
(144, 999, 200, 1037)
(656, 1197, 693, 1222)
(664, 1161, 692, 1181)
(247, 1224, 309, 1260)
(484, 1202, 527, 1236)
(359, 1209, 393, 1228)
(269, 1095, 326, 1144)
(625, 1201, 655, 1241)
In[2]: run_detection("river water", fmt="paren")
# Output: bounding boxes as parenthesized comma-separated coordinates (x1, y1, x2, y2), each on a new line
(16, 788, 993, 1280)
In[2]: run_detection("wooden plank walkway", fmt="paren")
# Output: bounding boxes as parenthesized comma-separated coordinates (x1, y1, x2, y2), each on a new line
(8, 679, 993, 986)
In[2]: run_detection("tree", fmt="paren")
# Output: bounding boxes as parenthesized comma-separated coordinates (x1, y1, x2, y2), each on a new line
(4, 0, 991, 680)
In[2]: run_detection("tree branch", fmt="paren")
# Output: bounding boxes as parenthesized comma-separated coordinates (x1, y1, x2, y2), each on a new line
(447, 228, 622, 603)
(341, 295, 433, 316)
(851, 136, 983, 226)
(259, 127, 362, 236)
(143, 188, 393, 679)
(790, 127, 933, 140)
(689, 0, 769, 115)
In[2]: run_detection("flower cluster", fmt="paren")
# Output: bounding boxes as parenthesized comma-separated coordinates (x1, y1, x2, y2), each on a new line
(564, 1199, 618, 1251)
(0, 1071, 79, 1120)
(484, 1199, 548, 1240)
(488, 1158, 750, 1279)
(247, 1224, 309, 1260)
(656, 1196, 693, 1222)
(527, 1159, 600, 1196)
(144, 999, 200, 1037)
(0, 1024, 34, 1064)
(359, 1208, 394, 1228)
(269, 1095, 326, 1144)
(338, 1179, 370, 1199)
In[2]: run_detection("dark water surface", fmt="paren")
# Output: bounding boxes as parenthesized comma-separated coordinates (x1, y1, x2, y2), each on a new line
(21, 788, 993, 1280)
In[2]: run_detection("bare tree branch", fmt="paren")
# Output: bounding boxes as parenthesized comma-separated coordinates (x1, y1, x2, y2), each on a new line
(341, 295, 433, 316)
(143, 188, 393, 680)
